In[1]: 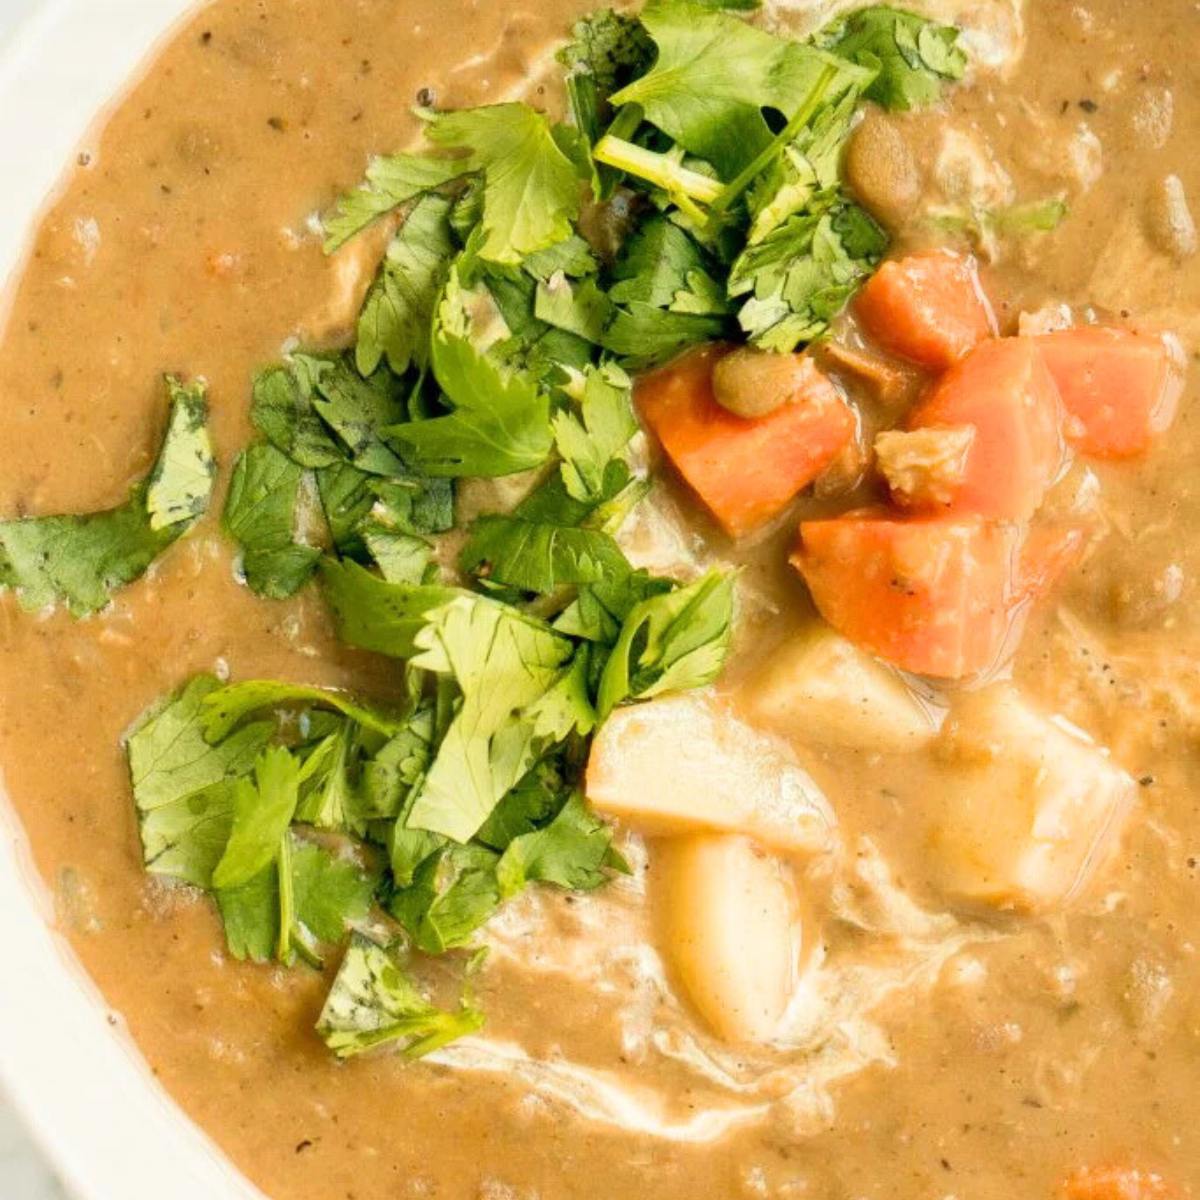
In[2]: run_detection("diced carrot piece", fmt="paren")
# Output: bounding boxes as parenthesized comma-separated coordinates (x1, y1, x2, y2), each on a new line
(1035, 327, 1183, 459)
(856, 250, 996, 370)
(1060, 1165, 1177, 1200)
(902, 338, 1065, 520)
(791, 509, 1024, 679)
(638, 345, 856, 538)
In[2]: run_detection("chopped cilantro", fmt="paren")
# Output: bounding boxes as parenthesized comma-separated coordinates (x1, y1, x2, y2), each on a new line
(223, 443, 321, 598)
(317, 936, 485, 1059)
(0, 376, 214, 616)
(817, 6, 966, 112)
(212, 746, 302, 890)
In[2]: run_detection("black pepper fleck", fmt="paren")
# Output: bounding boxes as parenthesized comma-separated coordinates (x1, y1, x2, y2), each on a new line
(1079, 98, 1099, 113)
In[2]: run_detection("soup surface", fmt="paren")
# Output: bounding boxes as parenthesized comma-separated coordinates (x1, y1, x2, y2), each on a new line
(1, 1, 1199, 1198)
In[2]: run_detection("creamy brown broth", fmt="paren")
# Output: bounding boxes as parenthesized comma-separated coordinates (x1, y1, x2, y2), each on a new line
(2, 1, 1200, 1197)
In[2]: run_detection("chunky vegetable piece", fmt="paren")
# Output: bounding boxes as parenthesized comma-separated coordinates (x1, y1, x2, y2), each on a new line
(902, 338, 1065, 520)
(586, 692, 836, 856)
(791, 510, 1024, 679)
(1035, 327, 1183, 459)
(1059, 1166, 1178, 1200)
(658, 834, 804, 1044)
(855, 250, 995, 369)
(930, 685, 1136, 913)
(746, 623, 941, 750)
(637, 345, 855, 537)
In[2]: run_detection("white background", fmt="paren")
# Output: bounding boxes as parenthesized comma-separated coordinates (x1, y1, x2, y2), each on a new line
(1, 0, 80, 1194)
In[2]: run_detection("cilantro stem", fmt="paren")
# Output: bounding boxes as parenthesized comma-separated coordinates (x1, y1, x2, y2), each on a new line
(592, 136, 724, 206)
(276, 831, 296, 965)
(706, 64, 839, 224)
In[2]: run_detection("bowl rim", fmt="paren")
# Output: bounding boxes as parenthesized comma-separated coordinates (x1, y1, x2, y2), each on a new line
(0, 3, 265, 1197)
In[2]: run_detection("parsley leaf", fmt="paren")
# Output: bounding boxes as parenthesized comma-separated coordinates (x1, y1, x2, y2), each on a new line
(817, 6, 966, 112)
(357, 192, 457, 377)
(597, 568, 737, 717)
(422, 104, 585, 265)
(211, 746, 302, 890)
(223, 443, 321, 598)
(317, 936, 485, 1059)
(0, 376, 215, 616)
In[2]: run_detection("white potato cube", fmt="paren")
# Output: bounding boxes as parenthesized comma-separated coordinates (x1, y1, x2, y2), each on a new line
(745, 624, 941, 752)
(658, 834, 804, 1044)
(586, 693, 836, 857)
(929, 685, 1136, 913)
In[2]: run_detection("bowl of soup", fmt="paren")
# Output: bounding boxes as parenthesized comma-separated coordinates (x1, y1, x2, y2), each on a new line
(1, 2, 1196, 1199)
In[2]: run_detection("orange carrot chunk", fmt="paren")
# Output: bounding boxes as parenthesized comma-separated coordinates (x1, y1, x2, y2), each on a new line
(638, 345, 856, 539)
(791, 509, 1024, 679)
(855, 250, 996, 370)
(902, 338, 1065, 520)
(1035, 327, 1183, 459)
(1060, 1165, 1178, 1200)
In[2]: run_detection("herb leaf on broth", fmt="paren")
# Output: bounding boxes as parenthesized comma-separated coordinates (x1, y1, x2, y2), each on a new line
(317, 936, 485, 1060)
(211, 746, 303, 890)
(99, 0, 972, 1060)
(223, 442, 322, 598)
(355, 192, 457, 377)
(0, 376, 214, 616)
(816, 5, 968, 112)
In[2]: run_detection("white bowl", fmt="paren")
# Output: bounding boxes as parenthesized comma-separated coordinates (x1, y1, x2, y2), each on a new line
(0, 3, 264, 1197)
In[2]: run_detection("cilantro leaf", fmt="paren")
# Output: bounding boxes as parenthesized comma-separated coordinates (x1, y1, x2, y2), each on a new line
(610, 0, 869, 177)
(211, 746, 302, 890)
(460, 514, 628, 594)
(295, 722, 364, 834)
(201, 678, 406, 742)
(323, 154, 467, 253)
(291, 839, 377, 945)
(315, 461, 376, 557)
(357, 192, 457, 377)
(389, 274, 554, 477)
(0, 376, 215, 616)
(136, 782, 238, 890)
(404, 597, 589, 841)
(817, 6, 966, 112)
(534, 273, 614, 344)
(361, 525, 433, 584)
(223, 443, 320, 598)
(308, 358, 409, 477)
(146, 377, 217, 529)
(391, 842, 502, 954)
(319, 558, 463, 658)
(362, 704, 436, 821)
(422, 104, 584, 265)
(600, 217, 732, 365)
(729, 200, 886, 351)
(597, 568, 737, 717)
(127, 675, 274, 815)
(250, 359, 343, 469)
(217, 863, 280, 963)
(495, 792, 623, 898)
(553, 364, 639, 504)
(317, 936, 485, 1059)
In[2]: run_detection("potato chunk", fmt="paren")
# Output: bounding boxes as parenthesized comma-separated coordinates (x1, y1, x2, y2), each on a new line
(746, 624, 941, 751)
(586, 693, 836, 857)
(930, 686, 1136, 913)
(658, 834, 804, 1043)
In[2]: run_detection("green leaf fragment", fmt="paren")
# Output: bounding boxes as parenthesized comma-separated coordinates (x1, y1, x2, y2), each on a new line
(317, 936, 484, 1060)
